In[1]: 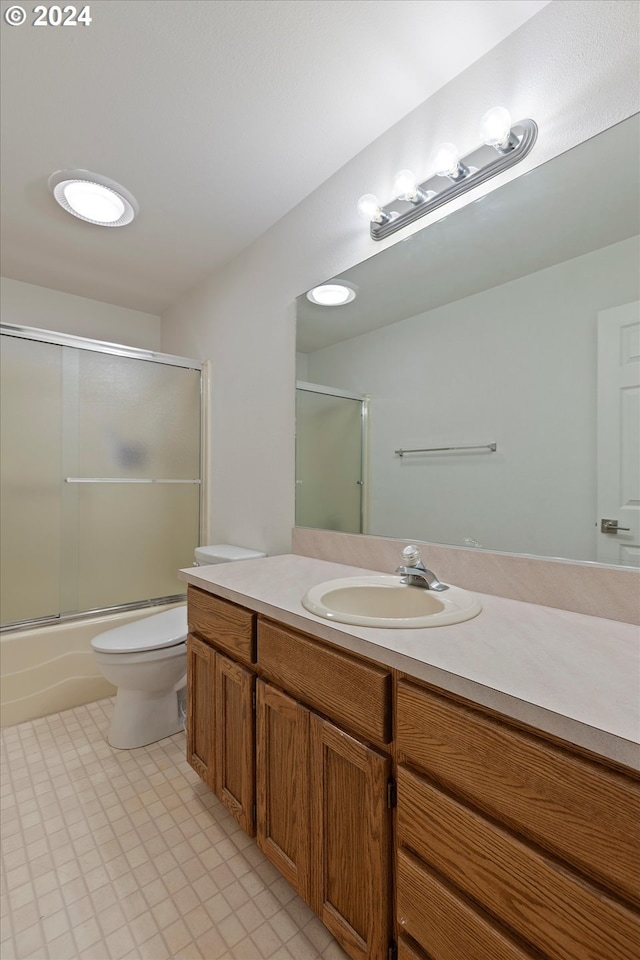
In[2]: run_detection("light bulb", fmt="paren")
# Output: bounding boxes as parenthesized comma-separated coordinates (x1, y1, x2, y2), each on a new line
(432, 143, 465, 180)
(393, 169, 420, 202)
(480, 106, 515, 150)
(63, 181, 125, 223)
(357, 193, 387, 224)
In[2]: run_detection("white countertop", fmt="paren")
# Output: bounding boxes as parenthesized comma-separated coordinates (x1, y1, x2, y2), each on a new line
(179, 554, 640, 771)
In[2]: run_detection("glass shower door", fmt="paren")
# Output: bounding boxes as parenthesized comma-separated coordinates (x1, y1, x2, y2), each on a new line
(0, 328, 202, 628)
(0, 336, 63, 624)
(295, 386, 365, 534)
(63, 349, 201, 613)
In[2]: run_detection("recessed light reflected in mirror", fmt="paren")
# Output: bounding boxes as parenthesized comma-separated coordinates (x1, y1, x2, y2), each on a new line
(306, 283, 357, 306)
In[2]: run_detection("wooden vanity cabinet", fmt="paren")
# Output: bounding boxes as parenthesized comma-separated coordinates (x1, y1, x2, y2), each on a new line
(256, 620, 394, 960)
(186, 586, 640, 960)
(186, 632, 216, 789)
(255, 679, 311, 901)
(214, 653, 255, 835)
(186, 586, 257, 835)
(308, 712, 391, 960)
(396, 677, 640, 960)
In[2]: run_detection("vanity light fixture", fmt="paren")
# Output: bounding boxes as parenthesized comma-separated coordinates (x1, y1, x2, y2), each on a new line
(48, 169, 138, 227)
(306, 281, 357, 306)
(357, 107, 537, 240)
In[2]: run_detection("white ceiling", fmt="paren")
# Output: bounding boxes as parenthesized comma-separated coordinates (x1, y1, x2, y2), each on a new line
(0, 0, 550, 316)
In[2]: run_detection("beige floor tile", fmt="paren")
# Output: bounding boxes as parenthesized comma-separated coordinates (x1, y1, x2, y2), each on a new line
(1, 698, 349, 960)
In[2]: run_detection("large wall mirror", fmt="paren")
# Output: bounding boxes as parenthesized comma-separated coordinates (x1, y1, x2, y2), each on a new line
(295, 114, 640, 568)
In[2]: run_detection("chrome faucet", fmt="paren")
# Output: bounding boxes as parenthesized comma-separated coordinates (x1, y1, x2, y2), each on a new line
(395, 545, 449, 592)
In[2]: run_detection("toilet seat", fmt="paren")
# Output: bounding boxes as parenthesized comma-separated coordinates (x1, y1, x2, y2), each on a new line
(91, 605, 188, 654)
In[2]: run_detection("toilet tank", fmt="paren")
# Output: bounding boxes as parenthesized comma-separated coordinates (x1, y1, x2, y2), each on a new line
(194, 544, 266, 565)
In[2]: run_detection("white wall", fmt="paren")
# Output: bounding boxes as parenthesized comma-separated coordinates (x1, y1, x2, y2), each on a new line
(161, 1, 640, 558)
(305, 236, 640, 562)
(1, 277, 161, 350)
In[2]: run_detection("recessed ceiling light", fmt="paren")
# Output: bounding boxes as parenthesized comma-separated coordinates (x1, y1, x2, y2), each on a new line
(48, 169, 138, 226)
(306, 282, 357, 306)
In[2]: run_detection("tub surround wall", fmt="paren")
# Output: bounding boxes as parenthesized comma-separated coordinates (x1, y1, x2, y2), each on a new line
(0, 602, 184, 728)
(292, 528, 640, 626)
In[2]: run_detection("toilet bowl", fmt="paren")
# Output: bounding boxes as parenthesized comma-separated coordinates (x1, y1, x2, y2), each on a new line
(91, 544, 265, 749)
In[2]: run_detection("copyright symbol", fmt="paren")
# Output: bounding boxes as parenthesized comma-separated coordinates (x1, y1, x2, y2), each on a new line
(4, 5, 26, 25)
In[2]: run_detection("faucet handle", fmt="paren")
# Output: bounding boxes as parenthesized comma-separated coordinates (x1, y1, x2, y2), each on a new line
(402, 545, 422, 566)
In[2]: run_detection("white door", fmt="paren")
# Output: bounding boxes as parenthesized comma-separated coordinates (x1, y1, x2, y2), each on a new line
(597, 302, 640, 565)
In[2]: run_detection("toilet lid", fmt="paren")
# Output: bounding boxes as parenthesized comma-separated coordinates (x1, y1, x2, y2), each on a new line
(91, 606, 188, 654)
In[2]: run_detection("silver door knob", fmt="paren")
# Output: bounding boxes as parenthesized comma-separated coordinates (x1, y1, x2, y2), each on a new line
(601, 519, 631, 534)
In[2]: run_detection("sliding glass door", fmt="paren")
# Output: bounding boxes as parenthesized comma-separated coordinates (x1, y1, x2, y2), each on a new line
(0, 328, 202, 628)
(295, 384, 366, 534)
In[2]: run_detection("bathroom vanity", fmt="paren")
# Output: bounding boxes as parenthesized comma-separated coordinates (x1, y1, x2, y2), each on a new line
(179, 555, 640, 960)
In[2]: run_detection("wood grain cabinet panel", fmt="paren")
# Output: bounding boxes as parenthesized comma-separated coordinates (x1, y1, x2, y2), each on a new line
(256, 679, 311, 903)
(186, 634, 215, 789)
(258, 618, 391, 745)
(397, 678, 640, 906)
(397, 848, 536, 960)
(215, 653, 256, 836)
(398, 765, 640, 960)
(310, 714, 392, 960)
(397, 936, 428, 960)
(188, 585, 255, 665)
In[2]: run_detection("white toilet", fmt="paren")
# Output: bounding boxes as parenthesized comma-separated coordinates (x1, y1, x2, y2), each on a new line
(91, 544, 265, 749)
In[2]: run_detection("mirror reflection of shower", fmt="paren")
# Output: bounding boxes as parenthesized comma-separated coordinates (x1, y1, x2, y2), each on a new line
(295, 383, 368, 535)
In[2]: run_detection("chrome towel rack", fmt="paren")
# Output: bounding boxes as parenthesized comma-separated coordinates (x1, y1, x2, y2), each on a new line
(395, 442, 497, 457)
(65, 477, 201, 483)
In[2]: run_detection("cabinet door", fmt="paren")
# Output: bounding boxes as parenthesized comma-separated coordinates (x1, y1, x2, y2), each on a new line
(215, 652, 256, 836)
(256, 680, 311, 903)
(186, 634, 215, 789)
(310, 715, 391, 960)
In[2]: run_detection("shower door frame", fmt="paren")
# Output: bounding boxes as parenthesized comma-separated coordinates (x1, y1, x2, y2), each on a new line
(0, 323, 207, 630)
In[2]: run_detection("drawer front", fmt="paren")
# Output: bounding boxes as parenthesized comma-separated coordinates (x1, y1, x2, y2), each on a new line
(397, 848, 535, 960)
(187, 585, 255, 665)
(398, 765, 640, 960)
(397, 679, 640, 906)
(258, 619, 391, 745)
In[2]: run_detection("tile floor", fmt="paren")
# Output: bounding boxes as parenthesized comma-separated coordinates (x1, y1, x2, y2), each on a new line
(0, 698, 350, 960)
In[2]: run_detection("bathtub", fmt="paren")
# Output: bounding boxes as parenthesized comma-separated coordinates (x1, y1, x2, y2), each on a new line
(0, 602, 185, 728)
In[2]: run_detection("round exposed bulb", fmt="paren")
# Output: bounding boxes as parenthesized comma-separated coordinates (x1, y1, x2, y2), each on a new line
(63, 181, 125, 223)
(306, 283, 356, 306)
(432, 143, 461, 178)
(480, 106, 513, 147)
(357, 193, 384, 223)
(393, 169, 420, 202)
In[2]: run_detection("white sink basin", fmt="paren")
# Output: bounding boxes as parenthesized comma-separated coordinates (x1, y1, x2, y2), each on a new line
(301, 575, 482, 628)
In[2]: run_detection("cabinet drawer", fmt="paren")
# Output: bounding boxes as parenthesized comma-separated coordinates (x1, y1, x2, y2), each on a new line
(187, 585, 255, 665)
(397, 848, 535, 960)
(397, 679, 640, 906)
(258, 619, 391, 745)
(398, 765, 640, 960)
